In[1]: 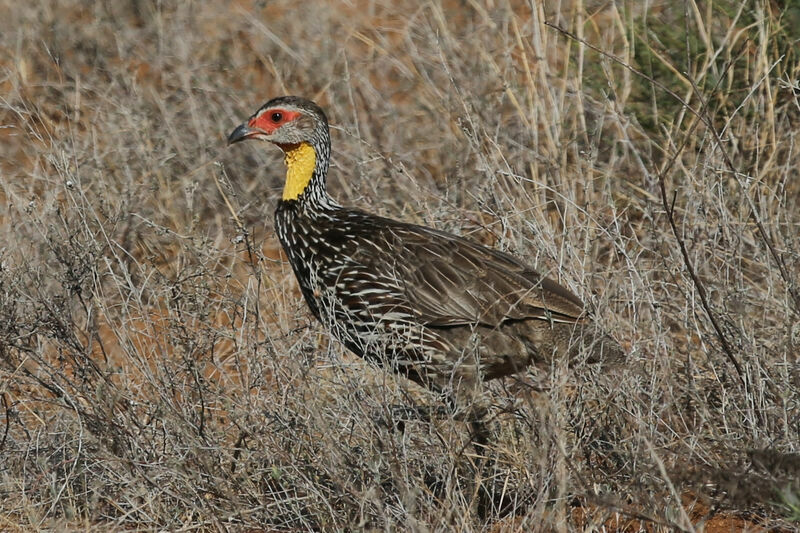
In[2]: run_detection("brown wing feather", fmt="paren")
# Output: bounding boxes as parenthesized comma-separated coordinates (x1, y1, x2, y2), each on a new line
(358, 220, 586, 327)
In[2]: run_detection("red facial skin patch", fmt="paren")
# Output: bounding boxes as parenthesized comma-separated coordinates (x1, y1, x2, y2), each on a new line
(249, 109, 301, 134)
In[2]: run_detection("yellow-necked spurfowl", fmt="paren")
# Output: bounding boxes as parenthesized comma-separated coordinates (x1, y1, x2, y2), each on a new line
(228, 96, 623, 402)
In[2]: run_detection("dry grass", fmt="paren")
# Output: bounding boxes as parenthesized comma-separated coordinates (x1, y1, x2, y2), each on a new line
(1, 0, 799, 531)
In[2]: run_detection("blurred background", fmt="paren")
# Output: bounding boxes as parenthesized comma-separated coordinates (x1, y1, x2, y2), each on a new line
(1, 1, 798, 530)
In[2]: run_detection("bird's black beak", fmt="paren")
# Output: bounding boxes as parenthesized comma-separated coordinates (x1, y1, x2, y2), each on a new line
(227, 123, 259, 145)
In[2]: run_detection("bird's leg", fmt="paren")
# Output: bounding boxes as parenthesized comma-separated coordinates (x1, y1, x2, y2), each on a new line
(468, 408, 493, 521)
(446, 381, 495, 521)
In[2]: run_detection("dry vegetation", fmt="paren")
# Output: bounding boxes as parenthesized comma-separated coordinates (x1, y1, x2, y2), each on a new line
(1, 0, 799, 531)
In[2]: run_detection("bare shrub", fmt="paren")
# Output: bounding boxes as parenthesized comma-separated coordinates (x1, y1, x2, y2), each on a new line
(1, 1, 797, 530)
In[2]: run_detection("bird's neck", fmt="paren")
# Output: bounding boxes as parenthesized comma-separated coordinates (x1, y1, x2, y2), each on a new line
(280, 140, 333, 208)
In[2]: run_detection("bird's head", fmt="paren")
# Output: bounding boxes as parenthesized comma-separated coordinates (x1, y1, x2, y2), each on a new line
(228, 96, 331, 202)
(228, 95, 328, 148)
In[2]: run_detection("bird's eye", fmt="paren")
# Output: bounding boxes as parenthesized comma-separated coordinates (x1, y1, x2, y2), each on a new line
(270, 112, 283, 123)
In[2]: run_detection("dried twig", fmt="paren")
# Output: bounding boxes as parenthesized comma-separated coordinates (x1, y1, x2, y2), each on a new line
(545, 21, 747, 380)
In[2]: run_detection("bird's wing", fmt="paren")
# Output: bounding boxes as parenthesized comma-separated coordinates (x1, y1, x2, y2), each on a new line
(359, 220, 586, 327)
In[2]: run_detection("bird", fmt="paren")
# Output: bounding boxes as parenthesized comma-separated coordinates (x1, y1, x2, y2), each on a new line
(227, 96, 624, 411)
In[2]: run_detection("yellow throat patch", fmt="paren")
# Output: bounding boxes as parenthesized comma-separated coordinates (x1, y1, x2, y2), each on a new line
(281, 142, 317, 201)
